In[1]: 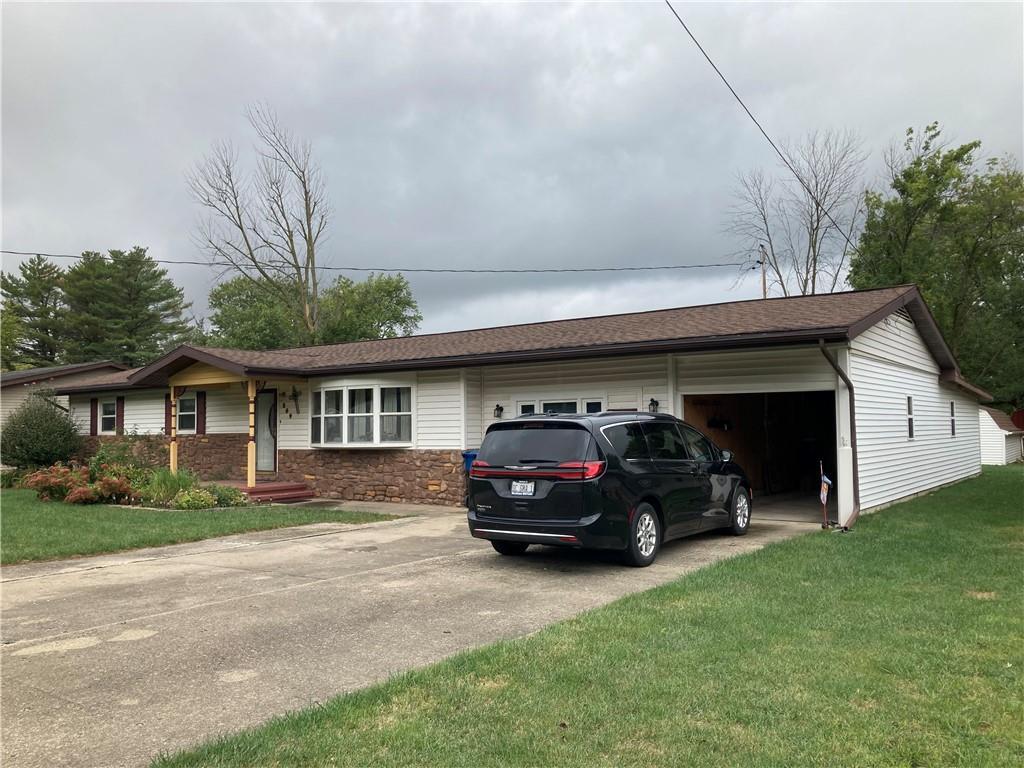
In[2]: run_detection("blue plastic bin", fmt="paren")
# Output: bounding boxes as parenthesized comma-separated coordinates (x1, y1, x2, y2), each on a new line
(461, 450, 478, 472)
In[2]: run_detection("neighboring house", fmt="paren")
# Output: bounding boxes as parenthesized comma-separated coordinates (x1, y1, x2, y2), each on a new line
(0, 361, 127, 430)
(54, 285, 989, 527)
(979, 406, 1023, 465)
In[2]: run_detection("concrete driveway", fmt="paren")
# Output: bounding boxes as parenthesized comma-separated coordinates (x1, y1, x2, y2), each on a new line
(1, 507, 810, 768)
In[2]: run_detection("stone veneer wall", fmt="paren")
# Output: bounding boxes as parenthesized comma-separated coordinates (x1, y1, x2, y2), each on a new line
(79, 434, 248, 481)
(277, 449, 466, 506)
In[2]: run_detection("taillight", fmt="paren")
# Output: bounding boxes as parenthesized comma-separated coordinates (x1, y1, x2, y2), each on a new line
(555, 460, 606, 480)
(469, 459, 490, 479)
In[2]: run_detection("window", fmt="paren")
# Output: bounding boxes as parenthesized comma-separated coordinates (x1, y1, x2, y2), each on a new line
(950, 401, 956, 437)
(518, 402, 536, 416)
(679, 424, 716, 462)
(907, 396, 914, 440)
(310, 385, 413, 446)
(641, 422, 689, 461)
(602, 423, 649, 461)
(380, 387, 412, 443)
(177, 395, 196, 433)
(584, 400, 604, 414)
(100, 400, 117, 434)
(542, 401, 578, 415)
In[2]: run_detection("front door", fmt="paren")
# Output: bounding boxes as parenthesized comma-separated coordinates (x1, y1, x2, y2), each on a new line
(255, 390, 277, 471)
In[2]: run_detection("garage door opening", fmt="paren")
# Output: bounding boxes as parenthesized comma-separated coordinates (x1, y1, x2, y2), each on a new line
(683, 391, 837, 523)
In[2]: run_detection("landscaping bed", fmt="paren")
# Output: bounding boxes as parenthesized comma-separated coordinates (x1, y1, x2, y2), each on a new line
(154, 466, 1022, 768)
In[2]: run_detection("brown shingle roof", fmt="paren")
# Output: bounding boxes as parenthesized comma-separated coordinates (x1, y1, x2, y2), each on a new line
(197, 285, 916, 371)
(0, 361, 126, 388)
(981, 406, 1023, 434)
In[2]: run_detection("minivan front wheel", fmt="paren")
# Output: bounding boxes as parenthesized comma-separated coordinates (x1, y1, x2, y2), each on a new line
(624, 503, 661, 567)
(491, 540, 530, 556)
(730, 488, 751, 536)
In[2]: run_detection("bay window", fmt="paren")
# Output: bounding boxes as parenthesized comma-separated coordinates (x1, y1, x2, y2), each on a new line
(311, 385, 413, 447)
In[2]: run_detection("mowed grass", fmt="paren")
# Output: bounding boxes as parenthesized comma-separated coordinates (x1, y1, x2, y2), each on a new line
(155, 465, 1023, 768)
(0, 489, 395, 564)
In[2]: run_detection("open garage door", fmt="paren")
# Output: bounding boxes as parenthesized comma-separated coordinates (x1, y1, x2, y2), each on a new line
(683, 392, 837, 523)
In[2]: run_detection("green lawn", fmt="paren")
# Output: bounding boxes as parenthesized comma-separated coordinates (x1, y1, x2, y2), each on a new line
(154, 466, 1023, 767)
(0, 489, 395, 565)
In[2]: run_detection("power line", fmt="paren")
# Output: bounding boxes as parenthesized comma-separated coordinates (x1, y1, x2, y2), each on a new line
(0, 249, 749, 274)
(662, 0, 860, 254)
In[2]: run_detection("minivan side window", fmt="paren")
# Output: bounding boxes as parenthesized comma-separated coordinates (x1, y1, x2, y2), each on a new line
(602, 423, 649, 461)
(641, 422, 689, 461)
(679, 424, 716, 462)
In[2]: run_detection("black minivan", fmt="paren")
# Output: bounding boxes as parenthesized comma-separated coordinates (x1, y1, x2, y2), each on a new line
(467, 412, 752, 566)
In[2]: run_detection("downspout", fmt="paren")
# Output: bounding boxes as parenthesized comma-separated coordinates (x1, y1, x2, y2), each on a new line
(819, 339, 860, 527)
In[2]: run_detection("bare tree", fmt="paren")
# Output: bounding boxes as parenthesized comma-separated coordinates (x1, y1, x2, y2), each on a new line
(189, 104, 329, 343)
(728, 130, 866, 296)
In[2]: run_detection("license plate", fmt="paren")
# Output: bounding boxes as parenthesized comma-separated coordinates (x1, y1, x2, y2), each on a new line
(510, 479, 535, 496)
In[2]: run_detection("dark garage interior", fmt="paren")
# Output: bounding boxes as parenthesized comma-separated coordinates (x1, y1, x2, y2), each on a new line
(683, 391, 837, 521)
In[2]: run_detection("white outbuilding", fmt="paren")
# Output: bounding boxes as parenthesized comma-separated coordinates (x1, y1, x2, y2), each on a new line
(980, 406, 1023, 465)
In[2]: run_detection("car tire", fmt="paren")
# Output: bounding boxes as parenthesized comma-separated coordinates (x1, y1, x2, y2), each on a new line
(491, 540, 530, 556)
(623, 503, 661, 567)
(730, 488, 751, 536)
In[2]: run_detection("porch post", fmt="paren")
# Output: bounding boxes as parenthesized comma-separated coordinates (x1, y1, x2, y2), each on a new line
(247, 379, 257, 488)
(169, 388, 178, 473)
(834, 348, 856, 527)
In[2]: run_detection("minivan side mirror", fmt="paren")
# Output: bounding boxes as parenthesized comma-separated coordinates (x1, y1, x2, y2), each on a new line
(721, 449, 733, 463)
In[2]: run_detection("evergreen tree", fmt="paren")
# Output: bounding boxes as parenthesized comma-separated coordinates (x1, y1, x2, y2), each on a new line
(0, 255, 65, 367)
(62, 248, 192, 366)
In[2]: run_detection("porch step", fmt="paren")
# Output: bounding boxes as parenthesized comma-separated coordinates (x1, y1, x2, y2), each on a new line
(241, 482, 315, 504)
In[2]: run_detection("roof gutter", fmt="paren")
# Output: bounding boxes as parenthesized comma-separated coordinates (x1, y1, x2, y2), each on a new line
(819, 339, 860, 528)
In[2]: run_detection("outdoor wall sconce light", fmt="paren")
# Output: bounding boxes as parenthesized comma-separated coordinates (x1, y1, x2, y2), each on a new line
(289, 386, 302, 415)
(493, 404, 504, 419)
(649, 398, 659, 413)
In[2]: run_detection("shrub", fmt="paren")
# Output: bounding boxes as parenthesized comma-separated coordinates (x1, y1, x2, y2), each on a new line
(207, 484, 247, 507)
(65, 485, 100, 504)
(94, 474, 136, 504)
(172, 487, 217, 510)
(0, 468, 23, 489)
(22, 464, 90, 501)
(1, 391, 82, 468)
(142, 468, 197, 507)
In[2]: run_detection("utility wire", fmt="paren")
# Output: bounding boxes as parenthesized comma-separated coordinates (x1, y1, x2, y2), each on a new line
(0, 249, 749, 274)
(662, 0, 859, 254)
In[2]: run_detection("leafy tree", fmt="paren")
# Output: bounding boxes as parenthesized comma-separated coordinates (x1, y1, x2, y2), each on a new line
(0, 255, 65, 367)
(206, 273, 421, 349)
(319, 273, 422, 342)
(849, 124, 1024, 407)
(61, 248, 192, 366)
(206, 276, 305, 350)
(0, 391, 82, 468)
(1, 311, 28, 371)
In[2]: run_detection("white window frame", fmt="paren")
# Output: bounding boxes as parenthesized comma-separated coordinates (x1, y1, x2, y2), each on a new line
(99, 399, 117, 434)
(516, 397, 606, 417)
(176, 395, 197, 435)
(310, 384, 414, 448)
(950, 400, 956, 438)
(907, 396, 914, 440)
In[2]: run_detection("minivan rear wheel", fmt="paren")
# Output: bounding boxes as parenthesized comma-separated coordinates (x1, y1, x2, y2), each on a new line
(491, 540, 530, 556)
(623, 503, 661, 567)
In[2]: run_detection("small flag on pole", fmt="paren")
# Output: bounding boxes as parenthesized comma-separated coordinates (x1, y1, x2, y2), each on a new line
(820, 475, 832, 506)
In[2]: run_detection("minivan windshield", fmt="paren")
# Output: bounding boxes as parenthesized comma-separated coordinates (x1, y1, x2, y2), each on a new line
(478, 423, 594, 466)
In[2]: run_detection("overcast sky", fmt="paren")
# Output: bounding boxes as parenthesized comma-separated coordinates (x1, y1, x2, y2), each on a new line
(3, 1, 1021, 334)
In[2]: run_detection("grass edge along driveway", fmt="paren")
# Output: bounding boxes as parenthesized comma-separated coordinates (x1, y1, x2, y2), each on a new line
(0, 489, 396, 564)
(155, 465, 1023, 768)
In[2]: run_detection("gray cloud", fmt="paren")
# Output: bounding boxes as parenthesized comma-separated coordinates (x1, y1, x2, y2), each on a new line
(3, 1, 1021, 334)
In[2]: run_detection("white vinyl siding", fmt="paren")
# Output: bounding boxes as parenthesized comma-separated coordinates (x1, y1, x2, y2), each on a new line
(204, 387, 247, 433)
(68, 391, 165, 435)
(479, 355, 668, 432)
(274, 381, 310, 450)
(463, 368, 483, 449)
(980, 410, 1023, 465)
(676, 347, 837, 396)
(851, 313, 981, 509)
(416, 370, 462, 449)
